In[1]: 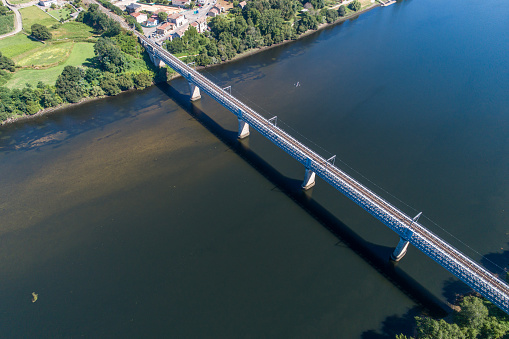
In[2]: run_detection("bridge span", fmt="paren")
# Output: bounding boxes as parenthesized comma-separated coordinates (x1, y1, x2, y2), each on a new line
(137, 33, 509, 314)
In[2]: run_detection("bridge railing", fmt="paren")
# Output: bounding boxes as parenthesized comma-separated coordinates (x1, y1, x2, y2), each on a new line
(138, 33, 509, 314)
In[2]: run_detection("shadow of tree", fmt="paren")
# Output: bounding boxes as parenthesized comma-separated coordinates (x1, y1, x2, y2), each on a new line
(442, 277, 472, 304)
(362, 306, 422, 339)
(82, 56, 98, 68)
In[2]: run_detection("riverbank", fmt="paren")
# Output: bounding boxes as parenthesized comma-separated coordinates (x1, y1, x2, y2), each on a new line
(1, 1, 380, 127)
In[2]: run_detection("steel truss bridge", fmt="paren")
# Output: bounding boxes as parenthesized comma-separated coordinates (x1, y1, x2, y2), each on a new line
(138, 33, 509, 314)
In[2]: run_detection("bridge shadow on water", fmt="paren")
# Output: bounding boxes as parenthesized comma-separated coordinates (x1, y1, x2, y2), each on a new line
(156, 82, 450, 324)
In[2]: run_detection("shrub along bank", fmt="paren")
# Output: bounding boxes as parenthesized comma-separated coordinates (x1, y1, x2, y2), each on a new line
(0, 4, 164, 123)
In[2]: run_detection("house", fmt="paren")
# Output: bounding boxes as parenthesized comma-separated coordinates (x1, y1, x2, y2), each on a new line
(171, 0, 191, 7)
(238, 1, 246, 8)
(207, 7, 219, 17)
(168, 13, 187, 27)
(39, 0, 57, 7)
(126, 3, 142, 13)
(131, 12, 148, 23)
(174, 28, 186, 39)
(145, 17, 159, 26)
(156, 22, 176, 35)
(192, 17, 207, 33)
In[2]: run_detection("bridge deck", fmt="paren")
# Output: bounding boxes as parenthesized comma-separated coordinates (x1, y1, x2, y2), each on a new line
(138, 34, 509, 314)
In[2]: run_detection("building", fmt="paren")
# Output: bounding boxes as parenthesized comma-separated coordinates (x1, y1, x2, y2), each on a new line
(156, 22, 176, 35)
(207, 7, 219, 17)
(126, 3, 142, 13)
(171, 0, 191, 7)
(174, 28, 187, 39)
(197, 0, 206, 4)
(39, 0, 57, 7)
(168, 13, 187, 27)
(145, 17, 159, 27)
(131, 12, 148, 23)
(192, 17, 207, 33)
(238, 1, 246, 8)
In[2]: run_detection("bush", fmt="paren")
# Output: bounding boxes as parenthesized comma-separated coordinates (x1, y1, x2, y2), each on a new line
(349, 0, 361, 11)
(338, 5, 346, 16)
(100, 76, 121, 95)
(31, 23, 52, 40)
(133, 72, 152, 89)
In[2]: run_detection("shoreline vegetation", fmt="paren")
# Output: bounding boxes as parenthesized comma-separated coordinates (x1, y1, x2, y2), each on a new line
(396, 293, 509, 339)
(0, 0, 378, 126)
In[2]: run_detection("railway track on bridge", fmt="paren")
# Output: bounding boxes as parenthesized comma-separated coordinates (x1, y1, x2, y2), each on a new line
(132, 31, 509, 313)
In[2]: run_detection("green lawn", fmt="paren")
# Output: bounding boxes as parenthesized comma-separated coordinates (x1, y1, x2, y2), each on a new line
(48, 7, 73, 21)
(9, 0, 35, 4)
(16, 42, 74, 67)
(0, 14, 14, 35)
(51, 21, 95, 40)
(19, 6, 59, 33)
(0, 33, 43, 59)
(6, 42, 95, 88)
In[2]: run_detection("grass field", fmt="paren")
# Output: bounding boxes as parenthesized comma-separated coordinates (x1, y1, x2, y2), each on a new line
(51, 21, 95, 40)
(6, 42, 95, 88)
(16, 42, 74, 67)
(9, 0, 34, 4)
(0, 34, 43, 58)
(48, 7, 73, 21)
(19, 6, 59, 33)
(0, 14, 14, 35)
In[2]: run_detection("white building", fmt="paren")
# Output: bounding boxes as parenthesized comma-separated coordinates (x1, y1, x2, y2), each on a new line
(131, 12, 148, 23)
(39, 0, 57, 7)
(168, 13, 187, 27)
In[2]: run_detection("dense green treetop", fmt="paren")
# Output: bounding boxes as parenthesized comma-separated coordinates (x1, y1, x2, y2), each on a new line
(31, 24, 52, 40)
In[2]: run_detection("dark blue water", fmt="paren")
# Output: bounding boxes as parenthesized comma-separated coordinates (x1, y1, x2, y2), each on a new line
(1, 0, 508, 337)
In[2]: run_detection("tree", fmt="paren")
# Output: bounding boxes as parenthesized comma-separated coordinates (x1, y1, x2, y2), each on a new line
(0, 52, 15, 72)
(0, 4, 10, 15)
(94, 37, 128, 73)
(31, 24, 52, 40)
(157, 11, 168, 22)
(55, 66, 85, 103)
(338, 4, 346, 16)
(325, 9, 338, 23)
(455, 296, 489, 330)
(132, 72, 152, 89)
(100, 76, 121, 95)
(415, 317, 466, 339)
(349, 0, 361, 11)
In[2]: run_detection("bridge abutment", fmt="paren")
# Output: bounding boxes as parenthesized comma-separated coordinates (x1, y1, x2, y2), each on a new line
(302, 168, 316, 190)
(238, 119, 250, 139)
(188, 82, 201, 101)
(391, 237, 410, 261)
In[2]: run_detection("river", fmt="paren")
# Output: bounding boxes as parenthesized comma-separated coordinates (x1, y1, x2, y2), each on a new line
(1, 0, 508, 336)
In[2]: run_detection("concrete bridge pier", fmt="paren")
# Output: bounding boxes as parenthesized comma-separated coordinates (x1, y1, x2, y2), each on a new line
(237, 119, 250, 139)
(391, 215, 419, 261)
(188, 82, 201, 101)
(301, 159, 316, 190)
(301, 168, 316, 190)
(391, 237, 410, 261)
